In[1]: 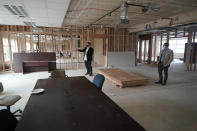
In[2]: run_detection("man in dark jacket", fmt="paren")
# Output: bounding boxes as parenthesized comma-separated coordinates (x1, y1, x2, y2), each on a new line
(77, 42, 94, 76)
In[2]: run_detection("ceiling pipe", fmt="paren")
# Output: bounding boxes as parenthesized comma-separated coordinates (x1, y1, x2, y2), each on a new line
(89, 2, 160, 26)
(89, 2, 149, 26)
(90, 6, 120, 26)
(126, 3, 146, 8)
(126, 3, 149, 13)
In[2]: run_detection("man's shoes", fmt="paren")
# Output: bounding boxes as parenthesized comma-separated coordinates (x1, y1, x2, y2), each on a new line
(155, 81, 162, 84)
(162, 82, 166, 86)
(85, 73, 89, 75)
(89, 73, 93, 76)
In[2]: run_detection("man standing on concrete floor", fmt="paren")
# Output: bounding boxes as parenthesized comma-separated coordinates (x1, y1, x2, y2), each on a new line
(155, 42, 174, 85)
(77, 42, 94, 76)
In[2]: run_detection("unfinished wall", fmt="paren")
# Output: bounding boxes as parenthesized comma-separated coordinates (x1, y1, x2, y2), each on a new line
(108, 28, 137, 52)
(107, 51, 135, 69)
(0, 25, 138, 71)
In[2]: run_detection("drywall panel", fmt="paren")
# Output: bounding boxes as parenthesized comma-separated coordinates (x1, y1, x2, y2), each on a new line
(94, 38, 106, 66)
(107, 51, 135, 68)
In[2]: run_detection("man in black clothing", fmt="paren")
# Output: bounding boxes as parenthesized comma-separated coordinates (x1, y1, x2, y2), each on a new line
(77, 42, 94, 76)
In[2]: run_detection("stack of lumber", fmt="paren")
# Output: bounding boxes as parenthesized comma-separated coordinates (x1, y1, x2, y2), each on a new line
(98, 68, 148, 88)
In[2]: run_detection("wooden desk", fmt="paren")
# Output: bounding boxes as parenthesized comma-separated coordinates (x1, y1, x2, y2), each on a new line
(13, 53, 56, 73)
(15, 77, 145, 131)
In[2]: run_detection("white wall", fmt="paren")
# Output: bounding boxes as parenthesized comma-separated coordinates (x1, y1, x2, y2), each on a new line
(107, 51, 135, 69)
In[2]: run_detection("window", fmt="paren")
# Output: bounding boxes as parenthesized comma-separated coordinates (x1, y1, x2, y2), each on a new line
(169, 38, 187, 54)
(26, 42, 30, 51)
(3, 38, 10, 62)
(11, 39, 17, 53)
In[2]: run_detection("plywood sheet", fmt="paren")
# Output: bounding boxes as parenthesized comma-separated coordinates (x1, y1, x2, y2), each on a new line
(98, 68, 148, 88)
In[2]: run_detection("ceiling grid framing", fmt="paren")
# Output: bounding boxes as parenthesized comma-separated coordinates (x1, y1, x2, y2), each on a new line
(0, 0, 71, 27)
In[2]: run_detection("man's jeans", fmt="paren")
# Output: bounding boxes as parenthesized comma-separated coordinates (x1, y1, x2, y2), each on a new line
(158, 62, 169, 83)
(85, 60, 92, 74)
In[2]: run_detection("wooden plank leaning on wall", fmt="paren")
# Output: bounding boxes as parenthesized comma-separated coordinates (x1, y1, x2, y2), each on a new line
(153, 33, 157, 62)
(160, 32, 163, 54)
(30, 31, 33, 52)
(194, 29, 197, 71)
(70, 26, 73, 68)
(0, 32, 5, 71)
(7, 32, 13, 70)
(190, 28, 196, 70)
(185, 27, 193, 71)
(23, 27, 26, 52)
(81, 27, 84, 62)
(139, 39, 142, 63)
(134, 33, 139, 66)
(147, 34, 153, 64)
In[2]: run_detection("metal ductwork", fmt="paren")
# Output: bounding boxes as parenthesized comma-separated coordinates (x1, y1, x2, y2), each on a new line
(120, 3, 129, 24)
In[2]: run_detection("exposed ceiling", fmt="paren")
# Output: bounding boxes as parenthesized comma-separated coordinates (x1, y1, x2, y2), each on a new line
(62, 0, 197, 28)
(1, 0, 197, 29)
(0, 0, 70, 27)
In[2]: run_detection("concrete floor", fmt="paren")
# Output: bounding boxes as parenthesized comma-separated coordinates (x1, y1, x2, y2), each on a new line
(0, 61, 197, 131)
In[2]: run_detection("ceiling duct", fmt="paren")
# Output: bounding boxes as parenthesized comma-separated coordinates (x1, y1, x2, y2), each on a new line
(3, 5, 29, 17)
(120, 3, 129, 24)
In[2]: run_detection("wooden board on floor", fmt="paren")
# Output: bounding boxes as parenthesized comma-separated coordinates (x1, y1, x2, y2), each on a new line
(98, 68, 148, 88)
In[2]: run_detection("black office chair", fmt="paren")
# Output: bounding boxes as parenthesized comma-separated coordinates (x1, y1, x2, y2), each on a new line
(92, 74, 105, 90)
(0, 109, 18, 131)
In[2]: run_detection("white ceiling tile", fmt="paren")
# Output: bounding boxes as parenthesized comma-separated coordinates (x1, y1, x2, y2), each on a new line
(35, 18, 48, 23)
(0, 0, 70, 27)
(23, 0, 45, 8)
(47, 2, 69, 10)
(48, 17, 62, 21)
(0, 0, 23, 5)
(28, 8, 48, 17)
(36, 22, 49, 27)
(46, 0, 69, 4)
(47, 9, 65, 17)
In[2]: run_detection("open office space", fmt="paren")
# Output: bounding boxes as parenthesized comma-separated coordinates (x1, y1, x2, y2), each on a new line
(0, 0, 197, 131)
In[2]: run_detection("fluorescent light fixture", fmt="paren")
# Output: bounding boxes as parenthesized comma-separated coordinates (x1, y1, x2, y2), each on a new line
(3, 5, 29, 17)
